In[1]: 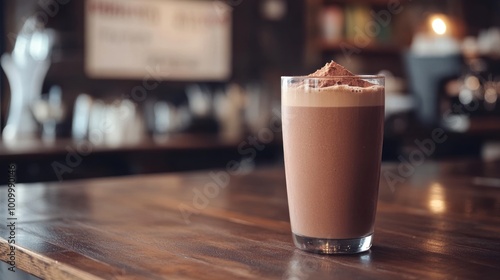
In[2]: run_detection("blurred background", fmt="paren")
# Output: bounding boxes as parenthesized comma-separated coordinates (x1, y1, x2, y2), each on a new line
(1, 0, 500, 183)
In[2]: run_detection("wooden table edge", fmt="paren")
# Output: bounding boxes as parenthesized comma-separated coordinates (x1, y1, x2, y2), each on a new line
(0, 237, 102, 280)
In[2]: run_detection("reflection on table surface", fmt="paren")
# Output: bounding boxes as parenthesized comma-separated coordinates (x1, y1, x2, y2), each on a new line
(0, 160, 499, 279)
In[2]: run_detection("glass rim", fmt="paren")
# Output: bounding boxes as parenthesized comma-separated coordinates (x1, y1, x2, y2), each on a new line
(281, 75, 384, 79)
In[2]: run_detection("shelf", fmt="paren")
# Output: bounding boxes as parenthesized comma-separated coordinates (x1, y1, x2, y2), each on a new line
(468, 116, 500, 134)
(318, 40, 401, 54)
(324, 0, 399, 5)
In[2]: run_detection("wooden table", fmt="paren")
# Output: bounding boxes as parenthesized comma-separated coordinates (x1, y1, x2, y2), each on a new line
(1, 161, 500, 279)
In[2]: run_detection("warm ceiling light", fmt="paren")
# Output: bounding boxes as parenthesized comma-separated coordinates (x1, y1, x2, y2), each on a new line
(431, 17, 447, 35)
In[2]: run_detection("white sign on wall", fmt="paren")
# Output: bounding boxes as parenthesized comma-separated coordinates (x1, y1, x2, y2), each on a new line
(85, 0, 232, 80)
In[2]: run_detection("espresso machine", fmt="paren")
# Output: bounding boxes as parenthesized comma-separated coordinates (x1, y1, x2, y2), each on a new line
(405, 53, 464, 127)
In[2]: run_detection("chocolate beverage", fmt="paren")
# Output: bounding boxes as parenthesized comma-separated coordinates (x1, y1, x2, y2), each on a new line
(282, 83, 384, 239)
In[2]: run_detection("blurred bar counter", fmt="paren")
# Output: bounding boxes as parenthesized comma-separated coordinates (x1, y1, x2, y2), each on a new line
(0, 134, 283, 183)
(4, 118, 500, 184)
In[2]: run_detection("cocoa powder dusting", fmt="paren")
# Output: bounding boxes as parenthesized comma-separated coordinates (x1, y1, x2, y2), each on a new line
(307, 61, 374, 88)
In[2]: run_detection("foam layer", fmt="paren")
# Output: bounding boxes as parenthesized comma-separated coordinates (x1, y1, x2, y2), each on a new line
(282, 84, 384, 107)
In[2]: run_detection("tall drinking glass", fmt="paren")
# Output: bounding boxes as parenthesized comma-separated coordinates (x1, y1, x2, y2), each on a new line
(281, 76, 385, 254)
